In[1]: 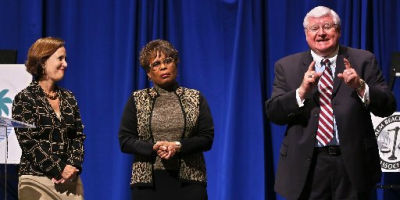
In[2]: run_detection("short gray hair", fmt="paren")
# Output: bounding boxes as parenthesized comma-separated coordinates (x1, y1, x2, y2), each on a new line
(303, 6, 341, 29)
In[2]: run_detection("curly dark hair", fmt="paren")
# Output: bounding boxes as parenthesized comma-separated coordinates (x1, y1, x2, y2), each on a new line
(139, 39, 179, 72)
(25, 37, 65, 80)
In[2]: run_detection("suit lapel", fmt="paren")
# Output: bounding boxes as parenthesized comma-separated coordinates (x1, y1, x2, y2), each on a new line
(333, 46, 348, 96)
(301, 51, 313, 75)
(302, 51, 320, 101)
(301, 51, 313, 73)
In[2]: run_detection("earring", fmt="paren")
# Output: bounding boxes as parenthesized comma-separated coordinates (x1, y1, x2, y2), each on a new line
(41, 64, 46, 76)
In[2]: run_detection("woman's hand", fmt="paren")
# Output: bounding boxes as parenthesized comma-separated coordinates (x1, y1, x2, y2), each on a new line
(52, 165, 79, 184)
(51, 177, 66, 184)
(62, 165, 79, 179)
(153, 141, 181, 160)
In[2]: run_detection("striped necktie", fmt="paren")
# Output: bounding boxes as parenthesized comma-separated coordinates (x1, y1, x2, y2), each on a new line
(317, 59, 334, 146)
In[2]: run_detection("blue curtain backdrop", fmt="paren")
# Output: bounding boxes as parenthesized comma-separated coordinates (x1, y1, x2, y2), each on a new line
(1, 0, 400, 199)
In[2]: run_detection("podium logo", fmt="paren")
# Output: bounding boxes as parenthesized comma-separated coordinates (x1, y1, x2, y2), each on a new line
(0, 89, 13, 141)
(0, 89, 12, 117)
(375, 115, 400, 171)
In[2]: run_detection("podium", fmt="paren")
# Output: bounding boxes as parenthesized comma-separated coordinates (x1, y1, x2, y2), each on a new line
(0, 116, 34, 200)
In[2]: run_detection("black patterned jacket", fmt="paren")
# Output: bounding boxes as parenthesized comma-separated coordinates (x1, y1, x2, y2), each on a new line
(119, 86, 214, 187)
(12, 81, 85, 180)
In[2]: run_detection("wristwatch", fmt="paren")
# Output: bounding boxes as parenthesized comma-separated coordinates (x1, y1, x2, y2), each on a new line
(175, 141, 182, 152)
(356, 78, 365, 92)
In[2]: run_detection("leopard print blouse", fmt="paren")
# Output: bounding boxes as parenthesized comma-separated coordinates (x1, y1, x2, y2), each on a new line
(12, 81, 85, 179)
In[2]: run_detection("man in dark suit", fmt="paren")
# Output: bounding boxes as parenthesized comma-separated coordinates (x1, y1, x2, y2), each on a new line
(265, 6, 396, 200)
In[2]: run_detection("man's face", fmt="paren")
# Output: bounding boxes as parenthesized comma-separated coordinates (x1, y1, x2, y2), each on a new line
(305, 15, 341, 57)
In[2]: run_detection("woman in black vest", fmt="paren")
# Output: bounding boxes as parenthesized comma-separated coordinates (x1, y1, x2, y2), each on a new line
(119, 39, 214, 200)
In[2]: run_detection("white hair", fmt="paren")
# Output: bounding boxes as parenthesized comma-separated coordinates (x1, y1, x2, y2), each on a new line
(303, 6, 341, 29)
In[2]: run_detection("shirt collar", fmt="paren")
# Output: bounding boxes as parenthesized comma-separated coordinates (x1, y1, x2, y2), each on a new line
(310, 46, 339, 68)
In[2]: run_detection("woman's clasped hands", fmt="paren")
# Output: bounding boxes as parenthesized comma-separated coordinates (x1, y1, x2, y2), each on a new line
(153, 141, 181, 160)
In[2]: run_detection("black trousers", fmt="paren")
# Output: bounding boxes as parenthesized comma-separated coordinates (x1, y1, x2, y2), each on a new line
(132, 170, 207, 200)
(299, 148, 374, 200)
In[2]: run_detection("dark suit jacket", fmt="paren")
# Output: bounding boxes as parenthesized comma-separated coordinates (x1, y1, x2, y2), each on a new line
(265, 46, 396, 200)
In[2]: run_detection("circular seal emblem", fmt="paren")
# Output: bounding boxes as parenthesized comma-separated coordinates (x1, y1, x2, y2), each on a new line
(375, 115, 400, 171)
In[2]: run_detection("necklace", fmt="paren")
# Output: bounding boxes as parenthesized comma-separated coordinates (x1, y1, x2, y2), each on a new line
(44, 91, 58, 100)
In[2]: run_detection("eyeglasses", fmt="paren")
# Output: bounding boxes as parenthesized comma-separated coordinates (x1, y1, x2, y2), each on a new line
(149, 57, 174, 71)
(306, 23, 337, 33)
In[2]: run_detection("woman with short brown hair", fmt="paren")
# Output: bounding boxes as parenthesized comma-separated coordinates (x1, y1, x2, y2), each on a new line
(12, 37, 85, 200)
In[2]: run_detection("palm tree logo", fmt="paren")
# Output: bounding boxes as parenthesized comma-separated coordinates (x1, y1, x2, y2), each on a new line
(0, 89, 12, 117)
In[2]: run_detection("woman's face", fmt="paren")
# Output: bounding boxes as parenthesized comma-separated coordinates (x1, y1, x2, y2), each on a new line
(43, 47, 67, 82)
(147, 51, 177, 87)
